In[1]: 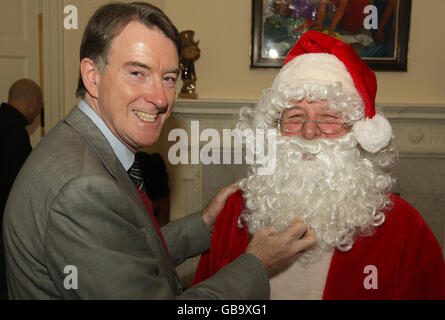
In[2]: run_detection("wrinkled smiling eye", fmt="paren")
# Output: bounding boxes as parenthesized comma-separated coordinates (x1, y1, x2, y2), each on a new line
(163, 76, 177, 88)
(129, 71, 146, 82)
(131, 71, 143, 76)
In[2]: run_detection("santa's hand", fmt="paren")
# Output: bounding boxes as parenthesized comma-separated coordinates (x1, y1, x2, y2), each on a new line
(246, 220, 317, 278)
(202, 181, 240, 231)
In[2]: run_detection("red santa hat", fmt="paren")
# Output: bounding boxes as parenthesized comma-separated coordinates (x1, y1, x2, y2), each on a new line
(280, 31, 392, 153)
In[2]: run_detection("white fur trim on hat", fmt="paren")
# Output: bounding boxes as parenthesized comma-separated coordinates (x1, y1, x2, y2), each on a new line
(274, 53, 359, 96)
(352, 114, 392, 153)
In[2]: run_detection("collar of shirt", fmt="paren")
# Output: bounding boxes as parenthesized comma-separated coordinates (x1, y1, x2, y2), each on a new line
(78, 100, 134, 171)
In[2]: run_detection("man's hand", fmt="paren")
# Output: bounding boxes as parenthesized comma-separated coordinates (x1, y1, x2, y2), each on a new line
(246, 220, 317, 278)
(202, 181, 239, 231)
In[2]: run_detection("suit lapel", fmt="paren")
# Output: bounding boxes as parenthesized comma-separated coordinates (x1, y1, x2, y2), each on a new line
(63, 106, 147, 214)
(63, 106, 181, 293)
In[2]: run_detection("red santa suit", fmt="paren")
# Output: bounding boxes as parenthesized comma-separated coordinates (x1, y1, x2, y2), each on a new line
(192, 190, 445, 299)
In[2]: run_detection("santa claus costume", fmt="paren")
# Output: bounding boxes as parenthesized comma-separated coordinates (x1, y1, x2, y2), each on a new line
(192, 31, 445, 299)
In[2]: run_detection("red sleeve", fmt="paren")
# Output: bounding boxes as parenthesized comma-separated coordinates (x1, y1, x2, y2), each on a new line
(393, 196, 445, 299)
(192, 190, 251, 285)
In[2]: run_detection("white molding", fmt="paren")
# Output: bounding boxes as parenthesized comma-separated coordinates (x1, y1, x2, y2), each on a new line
(378, 103, 445, 120)
(41, 0, 65, 132)
(173, 98, 445, 120)
(173, 99, 255, 118)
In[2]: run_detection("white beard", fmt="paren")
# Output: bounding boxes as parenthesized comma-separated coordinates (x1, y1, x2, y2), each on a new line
(239, 133, 394, 264)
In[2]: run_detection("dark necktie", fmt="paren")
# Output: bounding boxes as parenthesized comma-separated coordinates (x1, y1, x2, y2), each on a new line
(128, 159, 181, 292)
(128, 158, 146, 194)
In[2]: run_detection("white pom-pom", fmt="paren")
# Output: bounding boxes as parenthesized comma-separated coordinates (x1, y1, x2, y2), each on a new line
(352, 114, 392, 153)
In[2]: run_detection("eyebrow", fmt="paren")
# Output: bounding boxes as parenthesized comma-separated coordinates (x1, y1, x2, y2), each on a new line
(288, 105, 335, 113)
(285, 106, 305, 113)
(283, 107, 342, 119)
(124, 61, 151, 70)
(124, 61, 180, 75)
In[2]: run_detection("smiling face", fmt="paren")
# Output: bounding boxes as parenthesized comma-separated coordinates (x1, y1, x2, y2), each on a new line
(280, 99, 352, 140)
(86, 21, 179, 152)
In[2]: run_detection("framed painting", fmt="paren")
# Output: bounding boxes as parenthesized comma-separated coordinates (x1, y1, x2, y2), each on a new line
(251, 0, 411, 71)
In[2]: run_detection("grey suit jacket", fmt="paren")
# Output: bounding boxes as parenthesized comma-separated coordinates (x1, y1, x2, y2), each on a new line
(3, 106, 269, 299)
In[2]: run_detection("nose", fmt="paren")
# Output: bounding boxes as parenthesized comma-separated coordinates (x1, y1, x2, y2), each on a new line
(301, 120, 321, 140)
(146, 78, 169, 110)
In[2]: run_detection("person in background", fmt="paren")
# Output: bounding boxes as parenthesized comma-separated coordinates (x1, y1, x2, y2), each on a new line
(360, 0, 396, 58)
(312, 0, 370, 37)
(0, 78, 43, 300)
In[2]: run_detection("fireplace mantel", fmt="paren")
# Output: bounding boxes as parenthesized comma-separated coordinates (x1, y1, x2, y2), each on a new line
(174, 98, 445, 118)
(173, 99, 254, 118)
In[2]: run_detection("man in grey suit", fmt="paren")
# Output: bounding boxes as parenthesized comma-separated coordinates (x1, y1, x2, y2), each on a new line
(2, 2, 316, 299)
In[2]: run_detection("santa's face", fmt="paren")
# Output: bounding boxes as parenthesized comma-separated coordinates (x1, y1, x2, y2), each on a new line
(238, 90, 394, 261)
(240, 133, 392, 261)
(279, 99, 352, 140)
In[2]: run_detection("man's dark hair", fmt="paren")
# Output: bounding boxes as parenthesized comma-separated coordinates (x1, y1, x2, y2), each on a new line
(76, 2, 181, 98)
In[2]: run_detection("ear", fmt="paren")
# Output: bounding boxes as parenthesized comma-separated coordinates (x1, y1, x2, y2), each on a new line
(29, 95, 38, 107)
(26, 95, 38, 116)
(80, 58, 101, 99)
